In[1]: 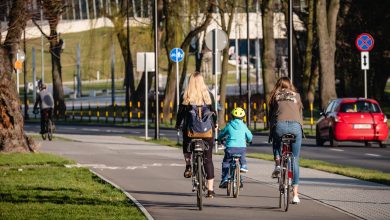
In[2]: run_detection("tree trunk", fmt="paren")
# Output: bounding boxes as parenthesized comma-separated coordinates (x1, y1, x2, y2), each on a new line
(302, 0, 315, 104)
(261, 0, 276, 101)
(217, 0, 237, 127)
(316, 0, 339, 109)
(0, 0, 35, 152)
(162, 0, 185, 123)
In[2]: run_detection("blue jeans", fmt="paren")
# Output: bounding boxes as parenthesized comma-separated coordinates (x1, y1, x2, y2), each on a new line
(272, 121, 302, 186)
(221, 147, 247, 181)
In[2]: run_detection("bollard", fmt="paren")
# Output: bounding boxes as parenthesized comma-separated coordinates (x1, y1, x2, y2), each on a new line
(263, 102, 267, 129)
(105, 102, 108, 123)
(96, 102, 100, 122)
(310, 102, 314, 131)
(253, 102, 257, 130)
(80, 102, 83, 121)
(160, 101, 164, 123)
(72, 101, 75, 120)
(225, 102, 228, 122)
(234, 102, 237, 109)
(113, 102, 117, 124)
(121, 101, 125, 123)
(129, 101, 132, 123)
(88, 101, 91, 122)
(169, 101, 173, 125)
(138, 101, 141, 123)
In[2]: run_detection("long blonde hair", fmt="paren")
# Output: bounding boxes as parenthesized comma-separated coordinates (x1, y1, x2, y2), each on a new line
(269, 77, 297, 105)
(182, 72, 212, 105)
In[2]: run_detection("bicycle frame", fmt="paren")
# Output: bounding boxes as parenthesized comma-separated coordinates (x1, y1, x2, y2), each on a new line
(279, 134, 296, 212)
(227, 154, 241, 198)
(189, 139, 207, 210)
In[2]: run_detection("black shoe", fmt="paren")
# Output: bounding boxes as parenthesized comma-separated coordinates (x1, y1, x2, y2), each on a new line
(206, 190, 216, 198)
(240, 182, 243, 188)
(184, 165, 192, 178)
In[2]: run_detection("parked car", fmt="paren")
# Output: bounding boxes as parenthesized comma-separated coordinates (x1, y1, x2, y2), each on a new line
(316, 98, 388, 148)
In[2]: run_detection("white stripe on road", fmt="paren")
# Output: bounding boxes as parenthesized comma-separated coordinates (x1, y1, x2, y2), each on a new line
(365, 153, 381, 157)
(329, 149, 344, 152)
(82, 128, 100, 132)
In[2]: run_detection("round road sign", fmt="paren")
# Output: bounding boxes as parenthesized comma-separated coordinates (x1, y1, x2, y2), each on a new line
(169, 48, 185, 63)
(14, 60, 23, 70)
(355, 33, 374, 52)
(205, 29, 228, 51)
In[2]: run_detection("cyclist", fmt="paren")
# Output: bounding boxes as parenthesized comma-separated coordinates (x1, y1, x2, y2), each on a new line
(33, 82, 54, 134)
(268, 77, 303, 204)
(218, 107, 252, 188)
(175, 71, 218, 198)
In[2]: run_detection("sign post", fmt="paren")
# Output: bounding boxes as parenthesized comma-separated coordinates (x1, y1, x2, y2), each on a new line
(15, 49, 25, 94)
(137, 52, 155, 140)
(169, 48, 185, 145)
(355, 33, 374, 98)
(205, 28, 228, 152)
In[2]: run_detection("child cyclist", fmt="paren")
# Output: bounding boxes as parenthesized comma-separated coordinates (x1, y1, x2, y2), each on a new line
(217, 107, 253, 188)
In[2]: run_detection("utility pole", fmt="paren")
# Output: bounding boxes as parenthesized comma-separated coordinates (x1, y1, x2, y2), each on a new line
(126, 0, 131, 121)
(23, 29, 29, 120)
(246, 0, 251, 127)
(288, 0, 293, 82)
(40, 0, 44, 82)
(154, 0, 160, 139)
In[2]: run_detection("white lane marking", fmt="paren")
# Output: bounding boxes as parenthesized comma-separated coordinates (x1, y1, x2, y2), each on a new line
(160, 133, 166, 136)
(329, 149, 344, 152)
(170, 163, 183, 167)
(82, 128, 100, 131)
(64, 127, 77, 130)
(132, 131, 141, 134)
(365, 153, 381, 157)
(67, 163, 178, 170)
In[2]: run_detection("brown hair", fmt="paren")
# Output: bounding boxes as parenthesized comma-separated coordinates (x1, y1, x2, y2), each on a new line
(182, 71, 212, 105)
(269, 77, 297, 105)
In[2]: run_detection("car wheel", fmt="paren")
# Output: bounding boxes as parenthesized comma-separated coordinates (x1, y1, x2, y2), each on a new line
(329, 129, 339, 147)
(316, 127, 324, 146)
(379, 141, 387, 148)
(364, 141, 372, 147)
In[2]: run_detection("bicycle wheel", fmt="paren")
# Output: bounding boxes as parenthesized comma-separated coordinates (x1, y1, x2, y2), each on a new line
(233, 161, 240, 198)
(196, 155, 203, 210)
(41, 121, 47, 140)
(47, 120, 54, 141)
(227, 166, 232, 196)
(280, 159, 289, 211)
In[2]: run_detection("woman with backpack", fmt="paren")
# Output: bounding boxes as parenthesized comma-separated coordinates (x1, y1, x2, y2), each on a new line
(175, 71, 218, 198)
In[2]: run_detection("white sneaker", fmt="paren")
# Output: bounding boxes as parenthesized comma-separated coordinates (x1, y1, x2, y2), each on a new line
(292, 196, 300, 204)
(271, 166, 281, 178)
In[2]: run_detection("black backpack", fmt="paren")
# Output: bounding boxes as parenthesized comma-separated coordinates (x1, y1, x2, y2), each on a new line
(186, 105, 214, 138)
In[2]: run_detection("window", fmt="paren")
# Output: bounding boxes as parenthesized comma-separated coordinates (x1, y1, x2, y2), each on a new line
(340, 101, 381, 113)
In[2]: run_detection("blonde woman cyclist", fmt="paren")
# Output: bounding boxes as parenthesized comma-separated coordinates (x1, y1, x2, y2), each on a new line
(175, 71, 218, 198)
(268, 77, 303, 204)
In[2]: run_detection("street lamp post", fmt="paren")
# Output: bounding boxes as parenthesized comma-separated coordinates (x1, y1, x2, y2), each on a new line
(246, 0, 251, 127)
(154, 0, 160, 139)
(288, 0, 293, 82)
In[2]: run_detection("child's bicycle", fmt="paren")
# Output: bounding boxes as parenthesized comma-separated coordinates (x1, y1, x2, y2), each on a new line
(227, 154, 242, 198)
(278, 133, 296, 212)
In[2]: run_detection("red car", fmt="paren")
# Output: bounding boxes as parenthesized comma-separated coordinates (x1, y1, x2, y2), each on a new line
(316, 98, 388, 148)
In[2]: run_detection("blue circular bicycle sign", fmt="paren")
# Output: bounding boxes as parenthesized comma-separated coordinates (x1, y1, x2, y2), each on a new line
(169, 48, 185, 63)
(355, 33, 374, 52)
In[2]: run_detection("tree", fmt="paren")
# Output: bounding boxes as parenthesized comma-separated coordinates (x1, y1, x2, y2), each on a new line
(261, 0, 277, 101)
(218, 0, 237, 127)
(0, 0, 35, 152)
(316, 0, 339, 109)
(33, 0, 67, 117)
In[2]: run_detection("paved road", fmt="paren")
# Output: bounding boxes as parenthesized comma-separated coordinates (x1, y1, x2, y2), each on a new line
(25, 123, 390, 172)
(38, 134, 365, 220)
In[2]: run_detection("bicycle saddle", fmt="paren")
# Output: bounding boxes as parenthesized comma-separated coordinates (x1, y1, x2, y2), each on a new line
(281, 134, 296, 143)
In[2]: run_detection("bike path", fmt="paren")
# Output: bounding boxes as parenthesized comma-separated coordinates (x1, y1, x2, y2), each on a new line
(38, 134, 389, 220)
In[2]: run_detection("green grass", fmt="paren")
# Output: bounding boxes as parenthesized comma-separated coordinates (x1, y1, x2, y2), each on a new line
(0, 153, 146, 220)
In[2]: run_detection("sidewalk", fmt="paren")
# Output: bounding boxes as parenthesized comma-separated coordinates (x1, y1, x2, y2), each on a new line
(44, 134, 390, 220)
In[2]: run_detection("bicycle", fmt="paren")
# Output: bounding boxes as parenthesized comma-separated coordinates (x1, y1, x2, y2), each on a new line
(188, 139, 207, 210)
(227, 154, 241, 198)
(34, 108, 55, 141)
(278, 133, 296, 212)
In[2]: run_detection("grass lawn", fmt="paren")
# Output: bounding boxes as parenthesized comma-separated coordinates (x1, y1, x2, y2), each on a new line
(0, 153, 146, 220)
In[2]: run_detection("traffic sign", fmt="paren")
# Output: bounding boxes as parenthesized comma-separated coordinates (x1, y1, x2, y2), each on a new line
(361, 52, 369, 70)
(205, 29, 228, 51)
(14, 60, 23, 70)
(169, 48, 185, 63)
(355, 33, 374, 52)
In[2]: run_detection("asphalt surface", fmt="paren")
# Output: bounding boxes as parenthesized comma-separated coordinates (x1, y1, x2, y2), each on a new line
(25, 123, 390, 173)
(38, 134, 358, 220)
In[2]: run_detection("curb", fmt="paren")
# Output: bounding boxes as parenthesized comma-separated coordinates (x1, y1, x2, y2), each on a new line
(89, 170, 154, 220)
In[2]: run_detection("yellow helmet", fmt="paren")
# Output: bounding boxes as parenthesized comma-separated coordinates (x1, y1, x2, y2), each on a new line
(231, 107, 245, 118)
